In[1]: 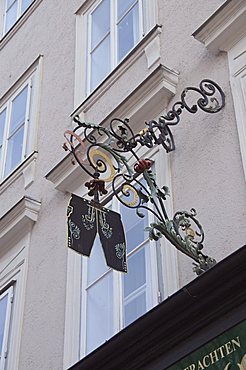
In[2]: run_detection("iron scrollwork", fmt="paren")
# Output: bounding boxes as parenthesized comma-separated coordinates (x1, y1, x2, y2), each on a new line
(63, 79, 225, 274)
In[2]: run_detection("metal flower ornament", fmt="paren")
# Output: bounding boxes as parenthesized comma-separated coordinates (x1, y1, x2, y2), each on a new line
(64, 79, 225, 275)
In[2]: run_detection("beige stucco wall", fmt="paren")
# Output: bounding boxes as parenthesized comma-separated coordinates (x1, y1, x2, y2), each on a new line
(0, 0, 245, 369)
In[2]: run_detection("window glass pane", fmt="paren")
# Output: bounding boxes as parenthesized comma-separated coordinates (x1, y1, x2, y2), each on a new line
(0, 295, 8, 354)
(120, 202, 148, 253)
(4, 126, 24, 176)
(124, 292, 146, 326)
(87, 235, 109, 286)
(117, 0, 136, 20)
(90, 35, 110, 91)
(0, 109, 6, 147)
(91, 0, 110, 50)
(124, 248, 146, 297)
(5, 1, 18, 33)
(117, 4, 139, 62)
(86, 272, 113, 354)
(6, 0, 16, 10)
(9, 86, 28, 134)
(21, 0, 32, 13)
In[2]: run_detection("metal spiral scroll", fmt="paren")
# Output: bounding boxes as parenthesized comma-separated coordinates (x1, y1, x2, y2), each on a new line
(112, 170, 216, 275)
(63, 79, 225, 274)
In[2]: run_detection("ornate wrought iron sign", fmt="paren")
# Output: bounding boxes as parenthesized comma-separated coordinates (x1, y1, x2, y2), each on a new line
(63, 79, 225, 275)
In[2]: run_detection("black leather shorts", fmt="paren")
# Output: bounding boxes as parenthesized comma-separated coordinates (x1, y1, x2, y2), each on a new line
(67, 194, 127, 272)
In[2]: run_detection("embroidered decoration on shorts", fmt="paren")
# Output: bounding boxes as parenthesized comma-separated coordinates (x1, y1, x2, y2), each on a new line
(67, 194, 127, 272)
(81, 205, 96, 230)
(69, 220, 81, 241)
(115, 243, 127, 271)
(98, 211, 113, 239)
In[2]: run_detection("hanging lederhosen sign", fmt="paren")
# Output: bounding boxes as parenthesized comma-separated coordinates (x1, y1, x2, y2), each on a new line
(67, 194, 127, 273)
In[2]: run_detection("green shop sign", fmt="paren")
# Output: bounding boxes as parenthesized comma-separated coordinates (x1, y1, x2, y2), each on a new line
(168, 320, 246, 370)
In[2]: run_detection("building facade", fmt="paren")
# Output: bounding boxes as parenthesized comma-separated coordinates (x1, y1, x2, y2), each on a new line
(0, 0, 245, 369)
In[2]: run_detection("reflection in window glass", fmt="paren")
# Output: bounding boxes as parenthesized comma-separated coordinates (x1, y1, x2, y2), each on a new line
(7, 0, 16, 7)
(120, 200, 148, 253)
(21, 0, 32, 12)
(91, 0, 110, 50)
(124, 292, 146, 326)
(124, 248, 146, 297)
(91, 35, 110, 91)
(86, 272, 114, 354)
(9, 86, 28, 133)
(87, 235, 109, 286)
(4, 126, 24, 176)
(123, 247, 147, 326)
(3, 85, 28, 177)
(117, 4, 139, 62)
(117, 0, 136, 19)
(5, 0, 18, 33)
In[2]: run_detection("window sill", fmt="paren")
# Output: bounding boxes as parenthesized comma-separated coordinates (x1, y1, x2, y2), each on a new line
(0, 0, 43, 50)
(0, 195, 41, 249)
(73, 24, 163, 114)
(192, 0, 246, 53)
(46, 64, 179, 193)
(0, 151, 38, 195)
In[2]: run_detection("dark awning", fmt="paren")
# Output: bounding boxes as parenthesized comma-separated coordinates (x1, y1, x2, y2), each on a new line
(69, 245, 246, 370)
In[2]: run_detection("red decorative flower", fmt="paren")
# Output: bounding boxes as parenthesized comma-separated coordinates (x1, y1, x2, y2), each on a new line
(134, 159, 153, 173)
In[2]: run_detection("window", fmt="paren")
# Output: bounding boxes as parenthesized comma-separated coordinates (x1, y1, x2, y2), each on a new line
(0, 196, 41, 369)
(0, 286, 13, 369)
(192, 1, 246, 180)
(0, 73, 35, 181)
(81, 200, 158, 356)
(80, 175, 161, 356)
(86, 0, 149, 94)
(2, 0, 33, 35)
(228, 36, 246, 180)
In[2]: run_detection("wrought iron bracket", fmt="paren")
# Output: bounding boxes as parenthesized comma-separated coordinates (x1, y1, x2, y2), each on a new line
(63, 79, 225, 275)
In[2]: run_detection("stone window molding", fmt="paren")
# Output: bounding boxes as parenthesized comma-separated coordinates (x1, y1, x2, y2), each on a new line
(0, 55, 43, 194)
(0, 196, 41, 249)
(193, 0, 246, 180)
(0, 151, 38, 195)
(192, 0, 246, 54)
(0, 195, 41, 369)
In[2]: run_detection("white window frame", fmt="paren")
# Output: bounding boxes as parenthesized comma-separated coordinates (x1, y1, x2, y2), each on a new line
(0, 196, 40, 370)
(192, 0, 246, 181)
(2, 0, 33, 36)
(86, 0, 144, 95)
(228, 37, 246, 181)
(0, 285, 13, 370)
(80, 180, 159, 357)
(0, 56, 42, 187)
(0, 79, 32, 180)
(75, 0, 157, 103)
